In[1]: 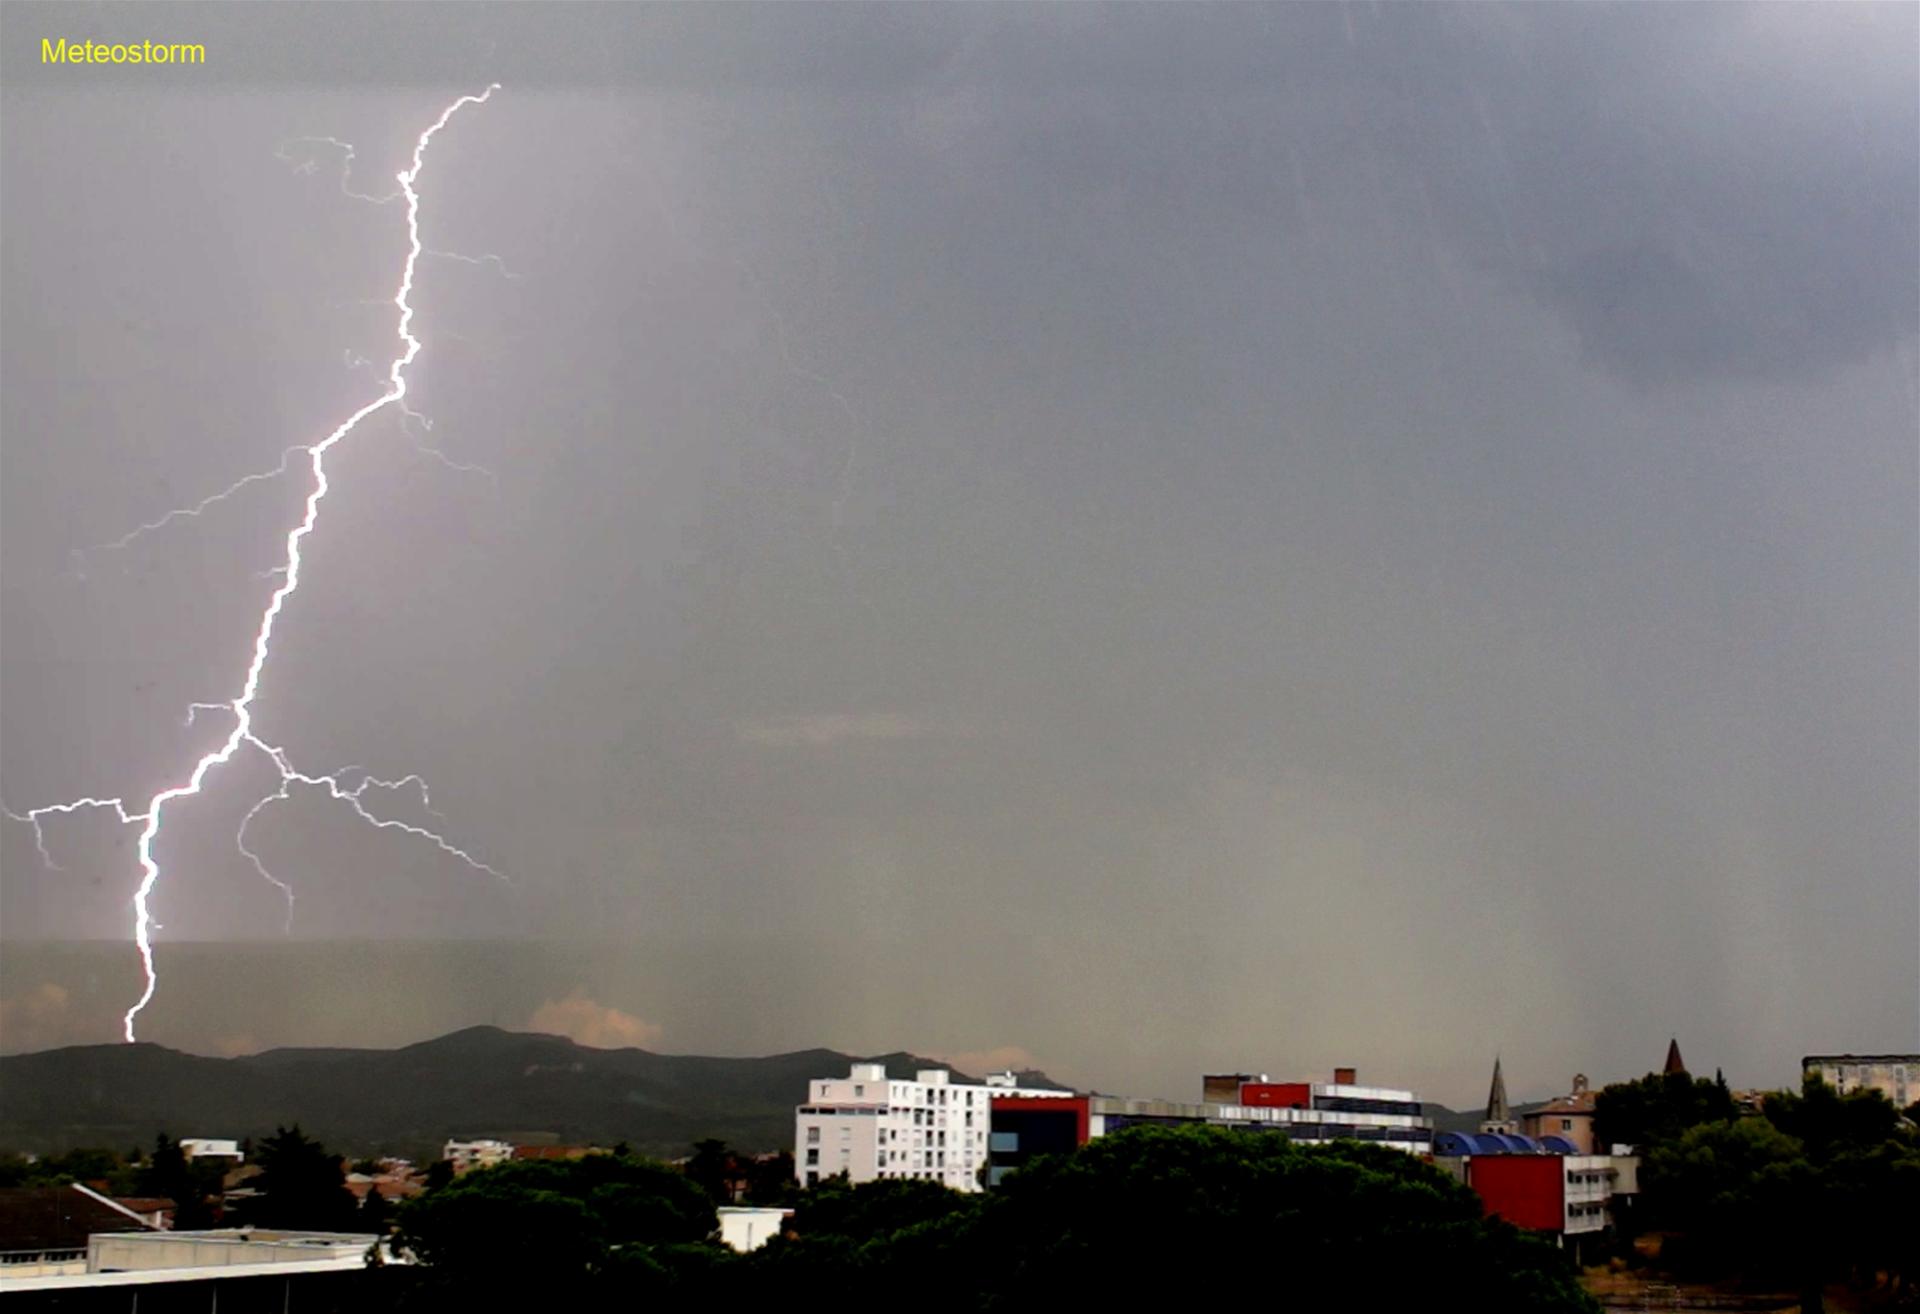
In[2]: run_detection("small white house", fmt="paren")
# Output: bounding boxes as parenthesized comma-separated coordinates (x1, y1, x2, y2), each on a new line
(716, 1207, 789, 1252)
(178, 1140, 243, 1163)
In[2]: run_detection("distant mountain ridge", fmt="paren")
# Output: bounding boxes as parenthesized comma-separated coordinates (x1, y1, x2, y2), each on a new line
(0, 1026, 1067, 1159)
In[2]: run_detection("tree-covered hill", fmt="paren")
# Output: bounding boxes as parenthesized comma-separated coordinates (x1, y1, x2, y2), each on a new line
(0, 1027, 1062, 1159)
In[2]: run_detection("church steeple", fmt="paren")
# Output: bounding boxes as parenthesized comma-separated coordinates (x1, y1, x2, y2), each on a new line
(1481, 1055, 1516, 1133)
(1664, 1037, 1687, 1076)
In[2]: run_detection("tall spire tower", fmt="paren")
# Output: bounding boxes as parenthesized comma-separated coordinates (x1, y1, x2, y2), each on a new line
(1663, 1038, 1687, 1076)
(1480, 1055, 1517, 1134)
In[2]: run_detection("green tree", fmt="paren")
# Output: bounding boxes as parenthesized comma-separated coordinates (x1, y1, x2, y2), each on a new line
(245, 1125, 359, 1231)
(738, 1126, 1595, 1313)
(743, 1150, 796, 1205)
(393, 1152, 722, 1302)
(138, 1134, 218, 1229)
(786, 1174, 978, 1242)
(1763, 1074, 1900, 1159)
(684, 1138, 737, 1204)
(1593, 1070, 1737, 1151)
(1642, 1078, 1920, 1311)
(358, 1185, 393, 1235)
(968, 1127, 1594, 1311)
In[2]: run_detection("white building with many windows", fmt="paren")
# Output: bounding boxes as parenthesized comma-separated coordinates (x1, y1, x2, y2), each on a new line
(1802, 1054, 1915, 1109)
(795, 1064, 1071, 1193)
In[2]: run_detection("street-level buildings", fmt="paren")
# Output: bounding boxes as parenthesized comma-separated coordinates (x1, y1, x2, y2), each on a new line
(799, 1064, 1434, 1193)
(442, 1139, 514, 1174)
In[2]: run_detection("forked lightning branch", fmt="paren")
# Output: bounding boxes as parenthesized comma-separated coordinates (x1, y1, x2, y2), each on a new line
(3, 87, 509, 1042)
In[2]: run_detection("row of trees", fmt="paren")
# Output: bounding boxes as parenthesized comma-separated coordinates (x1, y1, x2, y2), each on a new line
(374, 1125, 1600, 1311)
(1594, 1069, 1919, 1311)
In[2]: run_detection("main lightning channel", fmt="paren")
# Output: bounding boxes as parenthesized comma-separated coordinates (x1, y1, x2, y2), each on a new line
(7, 85, 502, 1042)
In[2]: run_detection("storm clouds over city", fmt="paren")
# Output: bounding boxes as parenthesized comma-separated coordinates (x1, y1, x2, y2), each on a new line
(1, 2, 1913, 1105)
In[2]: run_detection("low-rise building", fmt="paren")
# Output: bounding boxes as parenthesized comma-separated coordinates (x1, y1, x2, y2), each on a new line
(716, 1207, 791, 1252)
(179, 1139, 243, 1164)
(510, 1144, 606, 1162)
(0, 1185, 157, 1279)
(1432, 1132, 1639, 1259)
(2, 1228, 388, 1309)
(87, 1229, 377, 1273)
(987, 1069, 1432, 1184)
(108, 1198, 176, 1231)
(1520, 1074, 1599, 1154)
(1802, 1054, 1916, 1108)
(1084, 1068, 1432, 1153)
(345, 1173, 422, 1205)
(442, 1139, 515, 1174)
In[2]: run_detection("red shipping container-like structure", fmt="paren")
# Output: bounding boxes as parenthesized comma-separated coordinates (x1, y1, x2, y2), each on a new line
(1466, 1155, 1563, 1232)
(1236, 1082, 1312, 1109)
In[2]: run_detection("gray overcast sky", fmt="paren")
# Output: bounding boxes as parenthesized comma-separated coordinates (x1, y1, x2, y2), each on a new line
(1, 2, 1914, 1107)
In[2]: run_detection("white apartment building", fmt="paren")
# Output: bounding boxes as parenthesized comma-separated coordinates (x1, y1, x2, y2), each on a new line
(441, 1139, 514, 1174)
(1802, 1054, 1915, 1109)
(795, 1064, 1072, 1193)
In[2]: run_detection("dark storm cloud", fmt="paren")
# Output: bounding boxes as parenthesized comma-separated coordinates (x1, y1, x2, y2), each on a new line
(2, 3, 1913, 1104)
(8, 3, 1910, 385)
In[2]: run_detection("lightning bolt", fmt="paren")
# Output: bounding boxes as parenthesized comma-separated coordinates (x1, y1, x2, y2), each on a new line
(273, 135, 400, 205)
(4, 86, 506, 1041)
(399, 400, 498, 487)
(69, 445, 309, 573)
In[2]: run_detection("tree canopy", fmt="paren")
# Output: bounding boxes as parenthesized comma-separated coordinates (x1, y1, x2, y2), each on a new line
(379, 1126, 1596, 1311)
(1640, 1075, 1919, 1311)
(1592, 1070, 1737, 1152)
(242, 1125, 359, 1231)
(392, 1151, 719, 1302)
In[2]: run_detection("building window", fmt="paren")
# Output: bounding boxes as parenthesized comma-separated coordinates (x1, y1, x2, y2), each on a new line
(1561, 1119, 1573, 1131)
(807, 1128, 820, 1144)
(854, 1085, 864, 1097)
(805, 1149, 819, 1165)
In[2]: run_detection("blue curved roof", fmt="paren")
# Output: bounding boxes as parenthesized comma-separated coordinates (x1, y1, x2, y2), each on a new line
(1433, 1130, 1569, 1156)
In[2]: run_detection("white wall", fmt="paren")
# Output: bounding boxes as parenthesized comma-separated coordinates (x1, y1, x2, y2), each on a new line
(717, 1208, 788, 1252)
